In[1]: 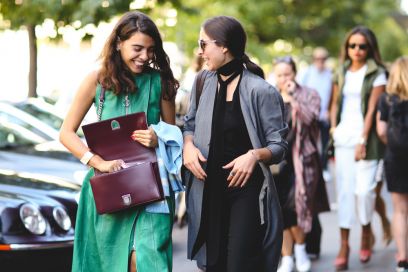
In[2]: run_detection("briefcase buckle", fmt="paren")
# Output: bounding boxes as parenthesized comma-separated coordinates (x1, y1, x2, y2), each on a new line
(122, 194, 132, 206)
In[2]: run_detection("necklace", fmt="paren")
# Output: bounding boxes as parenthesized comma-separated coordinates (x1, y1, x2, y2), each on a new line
(123, 93, 130, 115)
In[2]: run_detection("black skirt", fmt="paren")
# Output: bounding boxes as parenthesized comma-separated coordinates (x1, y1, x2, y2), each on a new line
(384, 154, 408, 193)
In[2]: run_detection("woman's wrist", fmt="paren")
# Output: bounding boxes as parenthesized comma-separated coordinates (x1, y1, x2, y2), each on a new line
(80, 151, 94, 165)
(248, 149, 260, 162)
(358, 136, 367, 146)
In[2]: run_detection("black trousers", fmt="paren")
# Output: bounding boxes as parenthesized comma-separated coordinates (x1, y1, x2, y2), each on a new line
(305, 214, 322, 255)
(206, 181, 265, 272)
(319, 120, 330, 169)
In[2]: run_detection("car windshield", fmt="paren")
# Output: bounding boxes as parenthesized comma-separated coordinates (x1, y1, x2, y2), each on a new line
(0, 111, 54, 141)
(0, 121, 46, 149)
(15, 103, 85, 137)
(15, 103, 63, 131)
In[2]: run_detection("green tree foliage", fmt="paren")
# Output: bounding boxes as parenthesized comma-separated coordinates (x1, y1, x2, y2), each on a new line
(1, 0, 407, 97)
(161, 0, 406, 67)
(0, 0, 80, 97)
(0, 0, 137, 97)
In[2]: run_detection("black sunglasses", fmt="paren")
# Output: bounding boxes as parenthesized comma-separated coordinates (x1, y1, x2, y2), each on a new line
(198, 39, 217, 51)
(348, 43, 368, 50)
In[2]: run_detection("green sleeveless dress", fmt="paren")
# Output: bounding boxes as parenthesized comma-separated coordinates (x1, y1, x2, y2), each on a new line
(72, 70, 174, 272)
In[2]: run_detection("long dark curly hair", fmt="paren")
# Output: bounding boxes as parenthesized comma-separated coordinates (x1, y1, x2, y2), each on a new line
(98, 11, 178, 100)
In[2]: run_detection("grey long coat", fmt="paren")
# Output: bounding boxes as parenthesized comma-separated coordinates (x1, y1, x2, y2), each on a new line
(183, 69, 288, 271)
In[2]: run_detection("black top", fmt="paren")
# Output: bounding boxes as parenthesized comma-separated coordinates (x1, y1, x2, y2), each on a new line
(378, 92, 408, 160)
(223, 84, 263, 184)
(223, 86, 252, 161)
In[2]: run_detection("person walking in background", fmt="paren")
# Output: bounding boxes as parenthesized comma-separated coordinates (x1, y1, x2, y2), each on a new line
(377, 56, 408, 272)
(59, 11, 179, 272)
(273, 56, 330, 272)
(183, 16, 288, 271)
(297, 46, 333, 260)
(175, 54, 204, 128)
(297, 47, 332, 173)
(330, 26, 387, 270)
(175, 54, 204, 228)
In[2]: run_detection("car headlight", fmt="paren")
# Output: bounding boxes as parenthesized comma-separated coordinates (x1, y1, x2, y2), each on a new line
(52, 206, 71, 231)
(19, 203, 46, 235)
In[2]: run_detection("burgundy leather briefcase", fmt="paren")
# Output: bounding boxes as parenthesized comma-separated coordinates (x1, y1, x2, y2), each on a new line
(82, 112, 164, 214)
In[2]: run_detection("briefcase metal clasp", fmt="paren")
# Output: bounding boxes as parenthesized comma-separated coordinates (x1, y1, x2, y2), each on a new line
(122, 194, 132, 206)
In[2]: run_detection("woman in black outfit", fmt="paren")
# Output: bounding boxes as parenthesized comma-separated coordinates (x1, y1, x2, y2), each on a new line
(183, 16, 288, 272)
(377, 56, 408, 272)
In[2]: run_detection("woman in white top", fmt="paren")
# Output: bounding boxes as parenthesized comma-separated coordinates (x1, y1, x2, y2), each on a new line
(330, 26, 387, 271)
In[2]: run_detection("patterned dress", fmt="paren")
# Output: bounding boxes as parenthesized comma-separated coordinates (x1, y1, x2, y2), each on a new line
(290, 85, 330, 232)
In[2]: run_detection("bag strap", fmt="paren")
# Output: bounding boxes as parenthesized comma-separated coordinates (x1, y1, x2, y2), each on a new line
(195, 70, 209, 109)
(97, 86, 106, 121)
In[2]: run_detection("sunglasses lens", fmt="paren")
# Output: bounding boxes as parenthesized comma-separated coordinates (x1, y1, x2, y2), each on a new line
(359, 44, 368, 50)
(348, 43, 368, 50)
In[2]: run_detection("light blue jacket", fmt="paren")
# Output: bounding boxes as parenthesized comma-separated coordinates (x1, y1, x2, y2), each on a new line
(146, 121, 184, 213)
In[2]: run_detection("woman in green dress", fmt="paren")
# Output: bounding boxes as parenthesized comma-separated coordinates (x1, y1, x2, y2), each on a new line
(60, 11, 178, 272)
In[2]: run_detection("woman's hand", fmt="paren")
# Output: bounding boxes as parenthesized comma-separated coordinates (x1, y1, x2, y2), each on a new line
(183, 142, 207, 181)
(131, 127, 158, 148)
(95, 159, 125, 173)
(355, 144, 366, 161)
(285, 80, 296, 95)
(223, 150, 258, 188)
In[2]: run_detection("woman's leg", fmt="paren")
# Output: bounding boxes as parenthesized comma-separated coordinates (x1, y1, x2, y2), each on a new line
(290, 226, 305, 244)
(130, 251, 137, 272)
(290, 226, 311, 272)
(282, 229, 294, 256)
(336, 228, 350, 262)
(391, 192, 408, 262)
(375, 182, 392, 246)
(226, 186, 264, 272)
(334, 147, 354, 269)
(132, 197, 174, 272)
(355, 160, 378, 225)
(335, 147, 356, 229)
(278, 230, 295, 272)
(355, 160, 378, 262)
(176, 192, 187, 228)
(360, 223, 375, 262)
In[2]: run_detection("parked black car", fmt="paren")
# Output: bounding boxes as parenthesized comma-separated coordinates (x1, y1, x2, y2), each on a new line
(0, 169, 80, 271)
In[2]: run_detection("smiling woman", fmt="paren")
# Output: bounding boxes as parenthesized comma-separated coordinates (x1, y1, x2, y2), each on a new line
(59, 11, 179, 272)
(183, 16, 288, 272)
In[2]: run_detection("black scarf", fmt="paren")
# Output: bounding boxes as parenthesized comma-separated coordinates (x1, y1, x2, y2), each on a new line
(191, 58, 244, 265)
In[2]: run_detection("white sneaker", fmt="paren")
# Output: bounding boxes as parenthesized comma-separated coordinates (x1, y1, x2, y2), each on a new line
(277, 256, 294, 272)
(294, 243, 311, 272)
